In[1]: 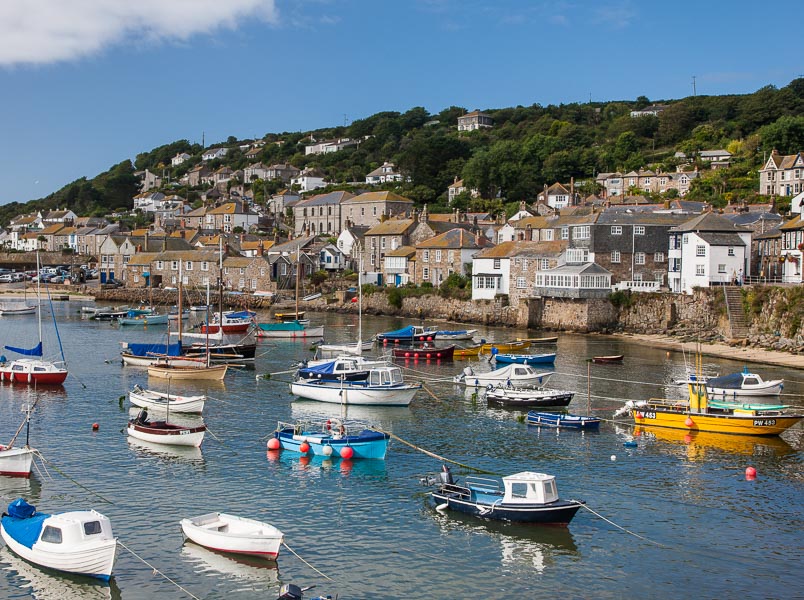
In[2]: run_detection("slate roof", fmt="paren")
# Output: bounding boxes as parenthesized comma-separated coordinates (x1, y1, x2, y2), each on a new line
(595, 212, 691, 226)
(671, 212, 751, 233)
(415, 228, 492, 250)
(296, 191, 354, 207)
(386, 245, 416, 257)
(696, 232, 746, 247)
(343, 191, 412, 204)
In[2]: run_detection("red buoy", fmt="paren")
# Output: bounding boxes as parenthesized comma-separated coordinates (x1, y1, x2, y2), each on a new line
(405, 352, 410, 357)
(426, 353, 431, 358)
(299, 442, 310, 453)
(92, 423, 99, 431)
(267, 438, 280, 450)
(745, 466, 757, 480)
(685, 417, 694, 428)
(340, 446, 354, 459)
(427, 336, 433, 341)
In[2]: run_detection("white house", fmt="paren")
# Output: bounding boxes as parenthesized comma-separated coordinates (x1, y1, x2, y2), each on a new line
(668, 213, 752, 294)
(171, 152, 191, 166)
(291, 168, 327, 193)
(319, 244, 345, 272)
(365, 162, 405, 185)
(336, 226, 369, 259)
(202, 147, 229, 161)
(791, 190, 804, 215)
(471, 243, 514, 300)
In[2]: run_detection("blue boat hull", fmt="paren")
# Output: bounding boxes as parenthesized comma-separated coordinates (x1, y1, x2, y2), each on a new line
(494, 353, 556, 365)
(274, 427, 389, 459)
(526, 412, 601, 429)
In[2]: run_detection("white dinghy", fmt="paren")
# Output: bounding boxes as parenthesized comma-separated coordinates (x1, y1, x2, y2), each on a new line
(453, 363, 553, 388)
(129, 384, 206, 414)
(180, 513, 284, 559)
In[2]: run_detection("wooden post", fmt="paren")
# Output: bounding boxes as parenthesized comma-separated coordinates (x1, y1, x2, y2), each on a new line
(587, 360, 591, 413)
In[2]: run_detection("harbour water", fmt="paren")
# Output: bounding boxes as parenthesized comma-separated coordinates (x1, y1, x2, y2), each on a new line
(0, 302, 801, 599)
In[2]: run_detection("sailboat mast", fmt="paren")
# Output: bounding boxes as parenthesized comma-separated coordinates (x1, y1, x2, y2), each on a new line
(218, 237, 224, 319)
(358, 248, 363, 345)
(35, 252, 42, 346)
(205, 281, 211, 368)
(296, 246, 300, 318)
(177, 259, 183, 342)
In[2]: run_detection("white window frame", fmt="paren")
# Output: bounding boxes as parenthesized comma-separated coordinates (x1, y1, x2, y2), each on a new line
(611, 226, 622, 235)
(635, 252, 646, 265)
(611, 250, 621, 263)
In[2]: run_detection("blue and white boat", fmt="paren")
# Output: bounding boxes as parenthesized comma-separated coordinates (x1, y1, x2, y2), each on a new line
(493, 352, 556, 365)
(376, 325, 439, 343)
(434, 329, 477, 341)
(424, 465, 583, 525)
(526, 411, 601, 430)
(290, 364, 420, 406)
(0, 498, 117, 581)
(272, 419, 390, 459)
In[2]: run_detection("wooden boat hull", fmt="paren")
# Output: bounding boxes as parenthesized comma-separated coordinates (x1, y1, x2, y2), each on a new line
(122, 353, 205, 368)
(392, 345, 455, 361)
(431, 491, 582, 525)
(526, 412, 601, 429)
(147, 364, 228, 381)
(494, 353, 556, 365)
(274, 427, 389, 459)
(1, 518, 117, 581)
(127, 420, 206, 447)
(0, 360, 68, 385)
(630, 405, 802, 436)
(0, 447, 35, 477)
(255, 324, 324, 338)
(480, 341, 531, 354)
(180, 513, 283, 559)
(274, 311, 305, 320)
(289, 380, 419, 406)
(517, 336, 558, 344)
(454, 344, 484, 358)
(592, 355, 623, 364)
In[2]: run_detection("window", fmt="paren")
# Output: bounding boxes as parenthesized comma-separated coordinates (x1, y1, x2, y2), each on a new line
(84, 521, 102, 535)
(251, 278, 257, 290)
(561, 227, 569, 240)
(516, 277, 526, 288)
(156, 260, 164, 270)
(611, 226, 622, 235)
(239, 268, 245, 275)
(611, 251, 621, 263)
(423, 250, 429, 262)
(201, 261, 209, 271)
(728, 247, 735, 256)
(634, 226, 645, 235)
(683, 234, 689, 244)
(718, 264, 726, 273)
(381, 237, 386, 249)
(543, 229, 554, 241)
(696, 264, 705, 276)
(185, 261, 192, 271)
(171, 261, 178, 271)
(423, 267, 429, 280)
(573, 226, 590, 240)
(654, 252, 665, 262)
(41, 526, 62, 544)
(435, 250, 442, 262)
(540, 259, 550, 270)
(223, 267, 229, 275)
(635, 252, 645, 265)
(696, 245, 706, 257)
(493, 258, 501, 269)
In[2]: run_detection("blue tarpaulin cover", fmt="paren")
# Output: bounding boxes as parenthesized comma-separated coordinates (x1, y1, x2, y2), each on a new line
(225, 311, 255, 319)
(125, 342, 182, 357)
(377, 326, 415, 340)
(2, 499, 49, 549)
(706, 372, 745, 389)
(298, 360, 338, 377)
(4, 342, 43, 357)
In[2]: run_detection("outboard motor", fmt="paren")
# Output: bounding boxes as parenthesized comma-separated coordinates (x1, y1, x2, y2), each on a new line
(277, 584, 303, 600)
(463, 366, 474, 377)
(439, 464, 454, 485)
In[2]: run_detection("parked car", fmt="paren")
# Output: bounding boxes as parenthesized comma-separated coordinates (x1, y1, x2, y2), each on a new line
(0, 274, 13, 283)
(48, 276, 65, 284)
(32, 274, 51, 283)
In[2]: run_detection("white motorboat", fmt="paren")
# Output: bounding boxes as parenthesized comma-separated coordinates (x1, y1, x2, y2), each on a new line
(676, 367, 784, 397)
(129, 384, 205, 414)
(1, 499, 117, 581)
(0, 447, 35, 478)
(296, 355, 388, 382)
(290, 365, 420, 406)
(0, 302, 36, 316)
(127, 408, 206, 447)
(434, 329, 478, 340)
(453, 364, 553, 388)
(180, 513, 284, 559)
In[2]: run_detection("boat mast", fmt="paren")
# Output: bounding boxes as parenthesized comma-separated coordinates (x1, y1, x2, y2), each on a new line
(205, 280, 211, 368)
(218, 237, 224, 321)
(35, 251, 43, 346)
(177, 259, 183, 344)
(295, 245, 301, 320)
(358, 246, 363, 346)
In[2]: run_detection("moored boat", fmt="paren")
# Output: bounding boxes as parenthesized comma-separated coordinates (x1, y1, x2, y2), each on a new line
(118, 312, 169, 326)
(703, 367, 783, 397)
(0, 400, 39, 477)
(377, 325, 439, 343)
(526, 411, 601, 429)
(0, 303, 36, 316)
(272, 419, 390, 459)
(516, 336, 558, 344)
(453, 343, 485, 359)
(591, 354, 624, 364)
(256, 320, 324, 338)
(434, 329, 477, 340)
(180, 513, 283, 559)
(296, 355, 386, 382)
(1, 498, 117, 581)
(290, 364, 420, 406)
(392, 344, 455, 361)
(201, 310, 255, 334)
(127, 409, 206, 446)
(147, 361, 229, 381)
(424, 465, 584, 525)
(493, 352, 556, 365)
(129, 384, 206, 414)
(485, 385, 574, 409)
(454, 364, 553, 388)
(480, 340, 531, 354)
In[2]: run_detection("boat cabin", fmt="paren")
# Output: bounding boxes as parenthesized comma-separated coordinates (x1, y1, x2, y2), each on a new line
(38, 510, 115, 547)
(368, 366, 405, 386)
(501, 472, 559, 505)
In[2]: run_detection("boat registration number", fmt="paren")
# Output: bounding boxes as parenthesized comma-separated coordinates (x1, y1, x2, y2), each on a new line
(753, 419, 776, 426)
(179, 430, 190, 435)
(641, 412, 656, 419)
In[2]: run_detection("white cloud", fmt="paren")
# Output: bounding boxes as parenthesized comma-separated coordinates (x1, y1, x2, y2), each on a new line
(0, 0, 278, 66)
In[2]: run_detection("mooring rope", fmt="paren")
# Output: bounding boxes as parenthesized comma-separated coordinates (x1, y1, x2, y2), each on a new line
(117, 539, 203, 599)
(282, 541, 335, 582)
(33, 451, 113, 504)
(256, 368, 297, 380)
(577, 504, 667, 547)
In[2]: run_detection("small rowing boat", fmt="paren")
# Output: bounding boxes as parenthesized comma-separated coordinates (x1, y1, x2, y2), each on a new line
(526, 411, 601, 429)
(180, 513, 283, 559)
(591, 354, 623, 364)
(516, 336, 558, 344)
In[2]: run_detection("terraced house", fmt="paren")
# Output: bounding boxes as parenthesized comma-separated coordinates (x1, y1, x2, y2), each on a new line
(414, 228, 491, 285)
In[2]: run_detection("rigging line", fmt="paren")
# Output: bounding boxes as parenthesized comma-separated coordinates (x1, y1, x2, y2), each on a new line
(32, 451, 113, 504)
(44, 282, 66, 365)
(577, 504, 667, 547)
(282, 541, 335, 582)
(372, 427, 499, 476)
(117, 540, 202, 600)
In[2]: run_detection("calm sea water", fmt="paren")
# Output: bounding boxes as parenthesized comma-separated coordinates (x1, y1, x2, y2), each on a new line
(0, 301, 801, 599)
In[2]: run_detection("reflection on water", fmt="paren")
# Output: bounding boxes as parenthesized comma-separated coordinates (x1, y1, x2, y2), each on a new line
(289, 399, 413, 427)
(180, 542, 279, 589)
(429, 509, 579, 574)
(127, 437, 205, 464)
(0, 475, 41, 505)
(631, 425, 796, 459)
(0, 546, 120, 600)
(265, 450, 388, 480)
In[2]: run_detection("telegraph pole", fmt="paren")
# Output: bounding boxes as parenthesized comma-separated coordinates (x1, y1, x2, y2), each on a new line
(692, 76, 697, 97)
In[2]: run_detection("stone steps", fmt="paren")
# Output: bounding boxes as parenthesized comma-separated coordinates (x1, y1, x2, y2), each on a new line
(723, 286, 749, 339)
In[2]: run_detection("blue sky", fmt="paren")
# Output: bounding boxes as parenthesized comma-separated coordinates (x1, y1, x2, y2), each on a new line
(0, 0, 799, 206)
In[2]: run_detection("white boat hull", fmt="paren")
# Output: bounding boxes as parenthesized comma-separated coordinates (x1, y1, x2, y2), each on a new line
(129, 388, 205, 414)
(316, 340, 375, 356)
(459, 374, 549, 388)
(707, 382, 784, 397)
(256, 325, 325, 338)
(1, 520, 116, 581)
(127, 423, 206, 447)
(180, 513, 283, 559)
(289, 380, 419, 406)
(0, 447, 35, 477)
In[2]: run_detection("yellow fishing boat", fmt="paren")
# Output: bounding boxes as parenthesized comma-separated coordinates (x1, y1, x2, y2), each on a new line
(453, 344, 485, 359)
(480, 340, 531, 354)
(615, 375, 802, 437)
